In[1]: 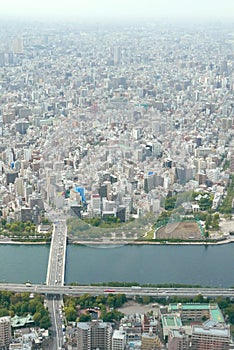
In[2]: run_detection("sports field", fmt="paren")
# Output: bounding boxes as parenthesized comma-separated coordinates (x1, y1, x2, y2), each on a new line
(156, 221, 202, 240)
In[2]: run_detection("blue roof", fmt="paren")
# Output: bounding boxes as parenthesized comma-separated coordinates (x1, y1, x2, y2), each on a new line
(75, 187, 86, 202)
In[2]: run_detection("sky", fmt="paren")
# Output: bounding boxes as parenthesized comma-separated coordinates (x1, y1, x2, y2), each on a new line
(1, 0, 234, 20)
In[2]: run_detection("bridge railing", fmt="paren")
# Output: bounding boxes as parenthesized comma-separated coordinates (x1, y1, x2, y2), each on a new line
(46, 224, 56, 285)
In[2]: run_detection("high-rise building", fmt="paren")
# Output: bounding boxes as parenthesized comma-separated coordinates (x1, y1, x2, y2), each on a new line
(15, 177, 25, 197)
(77, 321, 112, 350)
(190, 321, 230, 350)
(114, 46, 121, 65)
(90, 194, 101, 214)
(12, 36, 23, 54)
(0, 316, 12, 349)
(112, 329, 126, 350)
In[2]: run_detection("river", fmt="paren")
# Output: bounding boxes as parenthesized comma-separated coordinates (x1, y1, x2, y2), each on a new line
(0, 244, 234, 287)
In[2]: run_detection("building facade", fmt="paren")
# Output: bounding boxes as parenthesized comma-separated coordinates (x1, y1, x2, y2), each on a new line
(77, 321, 112, 350)
(0, 316, 12, 349)
(190, 322, 230, 350)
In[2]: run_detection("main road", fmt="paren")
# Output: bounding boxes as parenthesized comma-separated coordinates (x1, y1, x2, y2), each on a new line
(0, 283, 234, 298)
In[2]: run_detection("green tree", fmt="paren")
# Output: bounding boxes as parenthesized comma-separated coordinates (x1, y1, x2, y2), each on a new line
(106, 295, 116, 308)
(29, 300, 39, 314)
(36, 303, 46, 317)
(142, 296, 151, 304)
(39, 315, 51, 329)
(0, 308, 9, 317)
(78, 294, 93, 308)
(114, 294, 127, 307)
(205, 214, 212, 229)
(212, 213, 219, 229)
(79, 313, 92, 322)
(199, 195, 213, 211)
(193, 294, 204, 303)
(14, 302, 23, 314)
(225, 305, 234, 324)
(95, 295, 106, 305)
(103, 310, 124, 322)
(33, 312, 42, 326)
(21, 302, 29, 314)
(165, 196, 177, 210)
(65, 307, 77, 322)
(216, 297, 229, 309)
(1, 218, 7, 226)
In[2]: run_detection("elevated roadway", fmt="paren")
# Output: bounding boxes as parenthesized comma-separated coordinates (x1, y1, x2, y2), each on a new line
(0, 283, 234, 298)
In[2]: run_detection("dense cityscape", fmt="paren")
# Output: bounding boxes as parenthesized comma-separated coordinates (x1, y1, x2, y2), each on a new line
(0, 12, 234, 350)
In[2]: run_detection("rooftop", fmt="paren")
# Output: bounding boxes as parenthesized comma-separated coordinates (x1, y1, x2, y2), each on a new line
(11, 314, 34, 328)
(162, 314, 182, 328)
(192, 323, 230, 338)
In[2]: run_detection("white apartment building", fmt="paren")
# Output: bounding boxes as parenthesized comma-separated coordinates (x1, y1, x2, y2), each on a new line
(112, 330, 126, 350)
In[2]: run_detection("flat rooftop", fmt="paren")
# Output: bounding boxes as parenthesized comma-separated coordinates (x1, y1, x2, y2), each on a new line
(192, 324, 230, 338)
(162, 314, 182, 328)
(169, 303, 210, 311)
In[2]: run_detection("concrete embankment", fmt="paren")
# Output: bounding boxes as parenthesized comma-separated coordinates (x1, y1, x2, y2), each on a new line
(71, 237, 234, 246)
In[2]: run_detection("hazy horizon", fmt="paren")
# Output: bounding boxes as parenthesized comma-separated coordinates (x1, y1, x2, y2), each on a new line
(1, 0, 234, 20)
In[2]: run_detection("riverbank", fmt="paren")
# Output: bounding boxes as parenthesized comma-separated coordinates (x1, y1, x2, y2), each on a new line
(0, 239, 48, 245)
(1, 235, 234, 246)
(71, 236, 234, 246)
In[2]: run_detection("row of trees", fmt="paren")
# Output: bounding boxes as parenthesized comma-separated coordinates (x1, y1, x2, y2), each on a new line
(220, 175, 234, 214)
(0, 291, 51, 329)
(1, 220, 36, 234)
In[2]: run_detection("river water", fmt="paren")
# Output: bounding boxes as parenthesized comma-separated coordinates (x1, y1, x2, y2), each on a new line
(0, 244, 234, 287)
